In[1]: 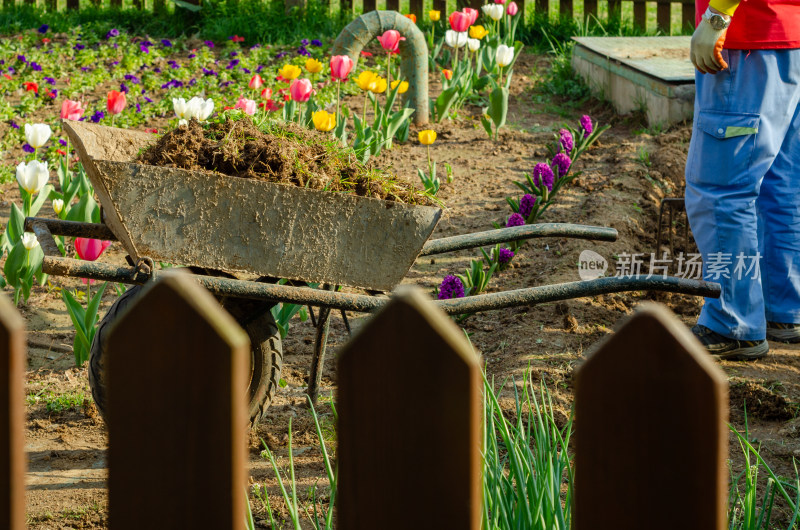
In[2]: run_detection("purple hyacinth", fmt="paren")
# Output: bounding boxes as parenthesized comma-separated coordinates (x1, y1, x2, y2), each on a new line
(497, 248, 514, 264)
(551, 152, 572, 178)
(559, 128, 573, 152)
(506, 213, 525, 227)
(438, 275, 465, 300)
(22, 143, 35, 154)
(533, 162, 554, 191)
(519, 193, 537, 218)
(106, 28, 119, 39)
(580, 115, 593, 138)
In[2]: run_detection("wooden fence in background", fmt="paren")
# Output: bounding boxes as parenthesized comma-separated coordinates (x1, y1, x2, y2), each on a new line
(2, 0, 694, 36)
(1, 279, 727, 528)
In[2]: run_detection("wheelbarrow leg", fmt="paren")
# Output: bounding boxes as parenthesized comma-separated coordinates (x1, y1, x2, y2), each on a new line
(307, 305, 331, 405)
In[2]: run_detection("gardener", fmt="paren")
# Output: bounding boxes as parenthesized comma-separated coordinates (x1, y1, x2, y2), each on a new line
(686, 0, 800, 359)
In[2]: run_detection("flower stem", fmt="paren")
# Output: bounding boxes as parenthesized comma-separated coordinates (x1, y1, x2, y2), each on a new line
(336, 81, 341, 122)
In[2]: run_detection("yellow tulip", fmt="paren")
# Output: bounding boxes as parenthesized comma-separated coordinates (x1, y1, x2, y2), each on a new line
(305, 58, 323, 74)
(278, 63, 302, 81)
(312, 110, 336, 132)
(370, 76, 388, 94)
(469, 25, 489, 40)
(390, 80, 409, 94)
(355, 71, 377, 91)
(418, 130, 436, 145)
(428, 9, 441, 21)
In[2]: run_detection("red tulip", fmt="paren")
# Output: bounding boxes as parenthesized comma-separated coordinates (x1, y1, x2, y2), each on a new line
(261, 87, 273, 99)
(289, 78, 313, 102)
(462, 7, 479, 25)
(60, 99, 84, 121)
(249, 74, 263, 89)
(377, 30, 405, 53)
(360, 50, 373, 57)
(442, 68, 453, 80)
(330, 55, 354, 81)
(106, 90, 126, 115)
(75, 238, 111, 261)
(449, 11, 471, 32)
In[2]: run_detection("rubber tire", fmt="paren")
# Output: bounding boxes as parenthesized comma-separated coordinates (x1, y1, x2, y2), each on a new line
(88, 284, 283, 428)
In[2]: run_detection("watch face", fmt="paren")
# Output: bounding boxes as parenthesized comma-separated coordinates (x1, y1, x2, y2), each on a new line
(708, 14, 728, 30)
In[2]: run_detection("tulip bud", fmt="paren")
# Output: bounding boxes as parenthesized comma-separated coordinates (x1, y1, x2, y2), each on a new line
(312, 110, 336, 132)
(106, 90, 127, 115)
(21, 233, 39, 251)
(249, 74, 263, 89)
(330, 55, 354, 81)
(428, 9, 441, 21)
(24, 123, 51, 149)
(289, 78, 313, 102)
(418, 130, 437, 145)
(482, 3, 505, 20)
(467, 38, 480, 52)
(495, 44, 515, 67)
(507, 1, 519, 15)
(53, 198, 64, 215)
(16, 160, 49, 195)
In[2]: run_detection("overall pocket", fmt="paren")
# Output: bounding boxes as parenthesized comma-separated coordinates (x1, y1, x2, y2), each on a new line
(686, 110, 760, 186)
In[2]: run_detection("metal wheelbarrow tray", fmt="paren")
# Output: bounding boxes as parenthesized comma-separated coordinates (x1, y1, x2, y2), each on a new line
(24, 121, 721, 408)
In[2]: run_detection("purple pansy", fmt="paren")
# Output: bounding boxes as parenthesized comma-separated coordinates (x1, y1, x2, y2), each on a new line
(38, 24, 49, 33)
(9, 120, 19, 129)
(90, 111, 104, 123)
(161, 39, 172, 47)
(311, 39, 323, 46)
(106, 28, 119, 39)
(22, 143, 35, 154)
(74, 43, 85, 51)
(124, 74, 140, 84)
(204, 40, 214, 48)
(59, 139, 67, 146)
(120, 82, 129, 93)
(43, 77, 55, 85)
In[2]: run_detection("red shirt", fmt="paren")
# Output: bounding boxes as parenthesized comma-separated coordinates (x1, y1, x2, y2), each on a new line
(696, 0, 800, 49)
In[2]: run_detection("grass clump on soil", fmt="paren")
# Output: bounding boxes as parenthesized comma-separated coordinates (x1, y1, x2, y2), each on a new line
(138, 117, 437, 206)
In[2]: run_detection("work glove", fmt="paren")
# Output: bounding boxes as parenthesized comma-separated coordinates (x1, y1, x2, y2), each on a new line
(690, 18, 728, 74)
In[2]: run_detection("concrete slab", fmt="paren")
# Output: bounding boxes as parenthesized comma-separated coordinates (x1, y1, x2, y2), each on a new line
(571, 36, 696, 128)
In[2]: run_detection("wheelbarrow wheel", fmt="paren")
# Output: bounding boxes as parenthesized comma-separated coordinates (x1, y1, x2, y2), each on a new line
(88, 284, 283, 428)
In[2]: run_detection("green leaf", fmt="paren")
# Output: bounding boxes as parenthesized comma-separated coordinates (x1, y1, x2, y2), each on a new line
(7, 203, 24, 245)
(66, 193, 100, 224)
(385, 108, 415, 142)
(3, 242, 26, 289)
(170, 0, 202, 11)
(488, 86, 509, 131)
(29, 184, 54, 218)
(434, 87, 459, 123)
(480, 113, 493, 138)
(84, 282, 108, 330)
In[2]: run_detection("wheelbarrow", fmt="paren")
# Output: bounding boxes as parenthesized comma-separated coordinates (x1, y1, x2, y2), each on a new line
(24, 121, 721, 425)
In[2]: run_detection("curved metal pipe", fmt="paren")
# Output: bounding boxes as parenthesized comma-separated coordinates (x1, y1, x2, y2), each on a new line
(332, 10, 429, 124)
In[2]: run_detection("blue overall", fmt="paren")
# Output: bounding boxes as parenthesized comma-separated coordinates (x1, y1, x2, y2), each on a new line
(685, 49, 800, 340)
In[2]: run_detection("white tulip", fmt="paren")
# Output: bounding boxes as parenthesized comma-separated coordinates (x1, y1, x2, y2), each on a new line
(482, 4, 504, 20)
(21, 233, 39, 251)
(53, 199, 64, 215)
(467, 38, 481, 52)
(496, 44, 515, 67)
(173, 97, 190, 120)
(16, 161, 50, 195)
(24, 123, 51, 149)
(445, 30, 468, 49)
(178, 119, 188, 127)
(187, 97, 214, 121)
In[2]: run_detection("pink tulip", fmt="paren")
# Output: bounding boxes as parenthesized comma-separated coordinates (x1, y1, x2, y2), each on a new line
(462, 7, 479, 25)
(376, 30, 405, 53)
(449, 11, 470, 32)
(289, 78, 313, 103)
(234, 96, 257, 115)
(495, 0, 506, 4)
(75, 238, 111, 261)
(249, 74, 263, 89)
(106, 90, 126, 115)
(330, 55, 354, 81)
(507, 1, 518, 15)
(60, 99, 84, 121)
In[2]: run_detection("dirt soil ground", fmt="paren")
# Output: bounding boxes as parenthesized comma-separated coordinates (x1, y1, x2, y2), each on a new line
(9, 52, 800, 528)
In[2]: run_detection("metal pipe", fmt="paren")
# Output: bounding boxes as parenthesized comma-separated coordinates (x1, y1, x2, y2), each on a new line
(420, 223, 618, 256)
(25, 217, 117, 241)
(332, 11, 428, 124)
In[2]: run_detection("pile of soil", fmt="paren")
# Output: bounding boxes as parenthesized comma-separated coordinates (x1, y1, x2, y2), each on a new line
(137, 118, 434, 205)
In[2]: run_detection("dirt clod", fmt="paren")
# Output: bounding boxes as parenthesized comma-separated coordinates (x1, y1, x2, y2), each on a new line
(729, 381, 795, 422)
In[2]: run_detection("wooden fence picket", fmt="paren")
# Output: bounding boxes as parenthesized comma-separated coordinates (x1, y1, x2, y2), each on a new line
(337, 286, 482, 530)
(574, 303, 728, 530)
(0, 294, 26, 530)
(105, 272, 250, 530)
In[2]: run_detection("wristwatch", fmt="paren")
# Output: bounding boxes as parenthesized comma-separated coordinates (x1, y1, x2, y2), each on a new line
(702, 9, 732, 30)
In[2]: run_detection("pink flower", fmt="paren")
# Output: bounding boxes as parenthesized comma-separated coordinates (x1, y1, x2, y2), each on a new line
(506, 1, 518, 15)
(330, 55, 354, 81)
(289, 78, 313, 102)
(106, 90, 126, 115)
(462, 7, 479, 25)
(495, 0, 506, 4)
(261, 87, 273, 99)
(249, 74, 263, 89)
(75, 238, 111, 261)
(376, 30, 405, 53)
(449, 11, 470, 32)
(234, 96, 257, 115)
(60, 99, 84, 121)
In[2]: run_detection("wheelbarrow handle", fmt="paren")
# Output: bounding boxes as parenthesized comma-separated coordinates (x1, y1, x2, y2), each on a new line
(24, 217, 117, 241)
(419, 223, 618, 256)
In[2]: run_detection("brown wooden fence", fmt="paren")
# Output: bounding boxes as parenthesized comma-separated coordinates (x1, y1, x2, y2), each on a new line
(3, 0, 694, 36)
(1, 279, 727, 528)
